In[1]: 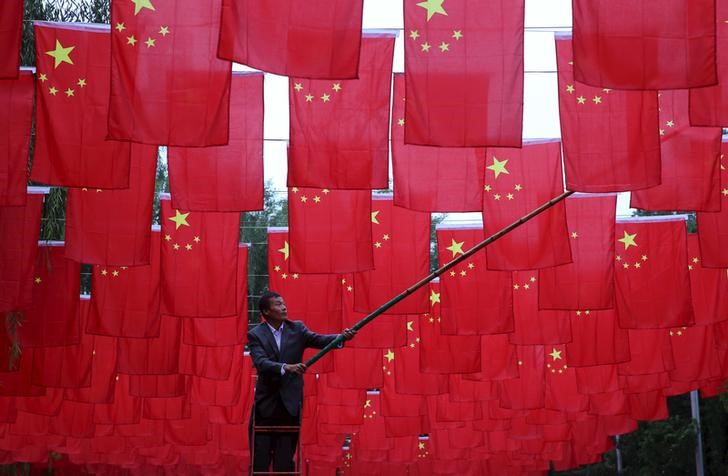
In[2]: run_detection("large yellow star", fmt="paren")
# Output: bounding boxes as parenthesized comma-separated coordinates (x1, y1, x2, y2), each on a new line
(429, 290, 440, 305)
(384, 349, 395, 362)
(278, 241, 290, 261)
(486, 156, 509, 179)
(446, 238, 465, 257)
(131, 0, 155, 15)
(371, 211, 380, 224)
(418, 442, 426, 450)
(45, 40, 75, 69)
(406, 321, 414, 331)
(617, 231, 638, 250)
(168, 210, 190, 230)
(549, 348, 562, 360)
(416, 0, 448, 21)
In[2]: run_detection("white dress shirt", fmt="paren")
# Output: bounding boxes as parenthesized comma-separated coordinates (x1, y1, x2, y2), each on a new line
(266, 321, 286, 375)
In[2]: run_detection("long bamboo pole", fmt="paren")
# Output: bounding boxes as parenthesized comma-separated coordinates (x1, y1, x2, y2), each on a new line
(304, 190, 575, 368)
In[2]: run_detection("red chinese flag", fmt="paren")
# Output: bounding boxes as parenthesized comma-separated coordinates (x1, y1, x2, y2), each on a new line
(667, 326, 722, 385)
(566, 309, 631, 368)
(178, 340, 235, 380)
(618, 329, 675, 376)
(268, 229, 342, 334)
(544, 345, 589, 413)
(687, 234, 728, 325)
(466, 334, 519, 381)
(403, 0, 524, 147)
(87, 229, 161, 338)
(436, 226, 513, 335)
(631, 90, 722, 212)
(160, 195, 240, 317)
(614, 218, 694, 329)
(218, 0, 363, 79)
(64, 333, 117, 404)
(628, 390, 668, 422)
(288, 35, 394, 189)
(575, 365, 621, 395)
(19, 243, 81, 347)
(510, 271, 572, 345)
(539, 194, 617, 310)
(65, 144, 157, 266)
(690, 0, 728, 126)
(556, 36, 661, 192)
(342, 275, 406, 349)
(497, 345, 545, 410)
(0, 190, 43, 312)
(391, 74, 485, 212)
(353, 195, 430, 314)
(391, 322, 449, 396)
(697, 142, 728, 267)
(130, 373, 187, 398)
(573, 0, 716, 90)
(108, 0, 232, 146)
(418, 281, 481, 374)
(32, 22, 131, 189)
(288, 187, 373, 273)
(482, 140, 571, 270)
(0, 0, 22, 78)
(168, 72, 263, 212)
(183, 244, 249, 346)
(116, 315, 181, 375)
(0, 70, 32, 206)
(328, 348, 383, 390)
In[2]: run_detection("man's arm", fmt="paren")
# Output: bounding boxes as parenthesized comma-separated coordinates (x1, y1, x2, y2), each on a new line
(301, 323, 356, 349)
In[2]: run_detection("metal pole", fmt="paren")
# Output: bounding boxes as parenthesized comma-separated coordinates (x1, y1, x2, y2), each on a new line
(691, 390, 705, 476)
(615, 435, 623, 474)
(304, 190, 575, 368)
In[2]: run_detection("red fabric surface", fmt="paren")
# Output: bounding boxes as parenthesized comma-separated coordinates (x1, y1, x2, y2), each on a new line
(697, 141, 728, 267)
(0, 0, 22, 78)
(0, 70, 32, 205)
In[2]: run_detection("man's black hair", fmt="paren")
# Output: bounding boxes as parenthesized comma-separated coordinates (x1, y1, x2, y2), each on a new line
(259, 290, 282, 315)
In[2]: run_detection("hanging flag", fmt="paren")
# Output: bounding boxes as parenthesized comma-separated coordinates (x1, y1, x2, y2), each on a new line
(32, 22, 131, 189)
(510, 271, 572, 345)
(18, 243, 81, 347)
(341, 274, 406, 349)
(697, 145, 728, 267)
(572, 0, 717, 89)
(496, 345, 545, 410)
(0, 189, 44, 312)
(64, 332, 118, 404)
(353, 195, 430, 314)
(64, 144, 157, 266)
(566, 309, 630, 367)
(328, 347, 383, 389)
(168, 72, 263, 212)
(631, 90, 722, 212)
(556, 35, 661, 192)
(217, 0, 363, 79)
(538, 194, 617, 310)
(614, 217, 694, 329)
(0, 0, 22, 78)
(86, 228, 162, 338)
(544, 345, 589, 413)
(288, 35, 394, 189)
(0, 69, 33, 206)
(116, 315, 181, 375)
(391, 74, 485, 212)
(390, 320, 448, 395)
(690, 0, 728, 126)
(268, 229, 342, 335)
(618, 328, 675, 377)
(482, 139, 571, 270)
(667, 325, 722, 386)
(160, 195, 240, 317)
(686, 234, 728, 325)
(403, 0, 524, 147)
(108, 0, 232, 146)
(435, 225, 514, 335)
(288, 187, 373, 273)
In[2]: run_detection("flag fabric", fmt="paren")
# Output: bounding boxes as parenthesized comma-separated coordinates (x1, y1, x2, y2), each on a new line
(497, 345, 545, 410)
(64, 144, 157, 266)
(391, 321, 449, 396)
(556, 35, 661, 192)
(288, 187, 373, 273)
(63, 332, 118, 404)
(697, 141, 728, 267)
(86, 228, 161, 338)
(32, 22, 131, 189)
(0, 190, 44, 312)
(482, 139, 571, 270)
(572, 0, 717, 90)
(18, 243, 81, 347)
(391, 74, 485, 212)
(667, 325, 722, 385)
(159, 195, 240, 317)
(631, 90, 722, 212)
(614, 218, 694, 329)
(618, 329, 674, 376)
(510, 271, 572, 345)
(686, 234, 728, 325)
(116, 315, 181, 375)
(287, 35, 394, 189)
(167, 72, 263, 212)
(566, 309, 630, 368)
(328, 348, 383, 389)
(108, 0, 232, 146)
(353, 195, 430, 314)
(217, 0, 363, 79)
(0, 0, 22, 78)
(538, 194, 617, 310)
(690, 0, 728, 126)
(436, 225, 514, 335)
(0, 69, 33, 206)
(342, 274, 406, 349)
(403, 0, 524, 147)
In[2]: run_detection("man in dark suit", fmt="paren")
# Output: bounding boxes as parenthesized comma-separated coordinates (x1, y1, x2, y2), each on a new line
(248, 290, 356, 473)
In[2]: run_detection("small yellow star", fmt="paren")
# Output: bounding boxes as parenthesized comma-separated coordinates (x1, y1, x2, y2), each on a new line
(34, 277, 42, 284)
(602, 88, 612, 94)
(421, 42, 431, 52)
(374, 241, 382, 248)
(294, 274, 300, 279)
(193, 236, 200, 243)
(77, 78, 86, 87)
(659, 129, 665, 136)
(322, 189, 330, 194)
(623, 263, 630, 269)
(185, 244, 192, 251)
(145, 37, 156, 48)
(48, 86, 58, 96)
(313, 196, 321, 203)
(294, 83, 303, 92)
(397, 118, 405, 126)
(409, 30, 420, 40)
(305, 94, 314, 102)
(332, 83, 341, 92)
(460, 270, 467, 277)
(438, 41, 450, 52)
(592, 96, 602, 104)
(281, 273, 288, 279)
(300, 195, 308, 203)
(452, 30, 463, 40)
(168, 209, 190, 229)
(164, 234, 171, 241)
(566, 84, 575, 93)
(513, 284, 520, 290)
(38, 73, 47, 82)
(571, 231, 578, 239)
(506, 193, 514, 200)
(449, 270, 456, 277)
(484, 185, 492, 192)
(383, 234, 390, 240)
(173, 243, 180, 250)
(721, 188, 728, 196)
(493, 194, 501, 200)
(634, 262, 641, 269)
(523, 284, 530, 290)
(514, 184, 522, 191)
(127, 35, 137, 46)
(364, 399, 371, 408)
(64, 88, 75, 97)
(530, 276, 536, 282)
(159, 26, 170, 37)
(115, 23, 126, 32)
(112, 270, 119, 277)
(321, 93, 330, 102)
(446, 238, 465, 257)
(666, 120, 674, 128)
(467, 263, 474, 269)
(577, 96, 586, 105)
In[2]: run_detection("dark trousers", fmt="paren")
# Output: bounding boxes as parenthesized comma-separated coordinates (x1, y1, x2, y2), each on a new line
(249, 398, 299, 473)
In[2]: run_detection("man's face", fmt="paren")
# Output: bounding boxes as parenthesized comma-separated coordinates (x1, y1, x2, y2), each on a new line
(263, 296, 288, 325)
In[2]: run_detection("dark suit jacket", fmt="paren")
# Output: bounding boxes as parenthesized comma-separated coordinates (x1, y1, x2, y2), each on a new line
(248, 320, 340, 417)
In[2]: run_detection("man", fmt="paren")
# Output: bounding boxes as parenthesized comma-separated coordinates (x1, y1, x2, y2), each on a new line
(248, 290, 356, 473)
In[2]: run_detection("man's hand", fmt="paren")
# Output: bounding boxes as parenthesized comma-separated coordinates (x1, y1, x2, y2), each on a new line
(341, 328, 357, 341)
(283, 363, 307, 375)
